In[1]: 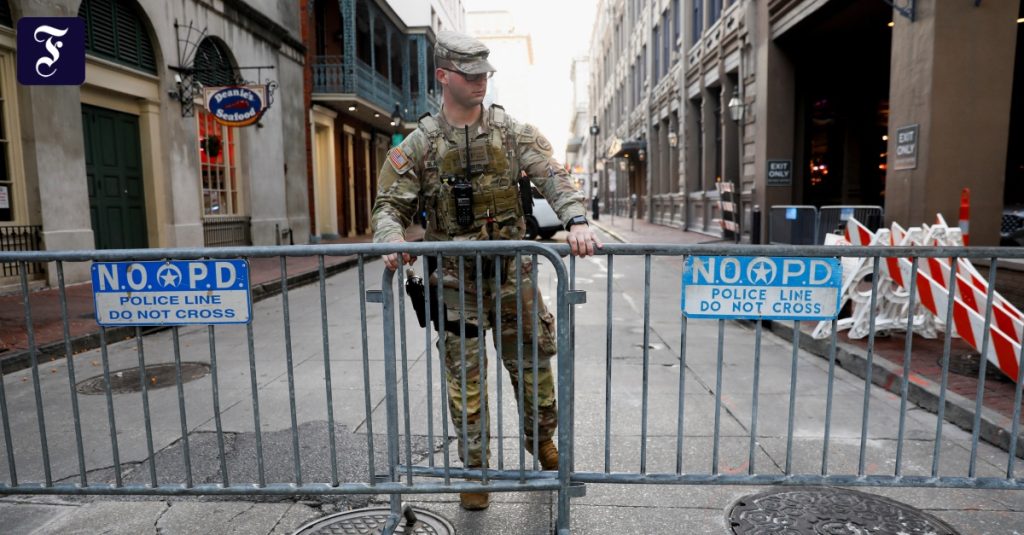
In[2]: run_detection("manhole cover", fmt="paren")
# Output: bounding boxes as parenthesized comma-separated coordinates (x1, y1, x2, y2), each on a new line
(728, 487, 959, 534)
(292, 507, 454, 535)
(942, 352, 1010, 382)
(75, 362, 210, 395)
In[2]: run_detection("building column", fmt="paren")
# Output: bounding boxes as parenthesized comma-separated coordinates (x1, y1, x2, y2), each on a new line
(137, 100, 171, 248)
(885, 0, 1018, 245)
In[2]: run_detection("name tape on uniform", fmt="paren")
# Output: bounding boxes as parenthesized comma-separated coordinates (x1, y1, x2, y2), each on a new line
(92, 260, 251, 326)
(681, 256, 842, 320)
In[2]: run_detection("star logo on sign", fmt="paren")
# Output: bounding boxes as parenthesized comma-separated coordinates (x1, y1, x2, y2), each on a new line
(156, 264, 182, 289)
(747, 258, 775, 284)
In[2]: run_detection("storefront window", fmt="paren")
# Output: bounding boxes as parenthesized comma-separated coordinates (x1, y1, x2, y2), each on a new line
(0, 60, 12, 222)
(198, 109, 240, 216)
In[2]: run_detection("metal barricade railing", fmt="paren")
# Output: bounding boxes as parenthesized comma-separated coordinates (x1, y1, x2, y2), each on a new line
(818, 205, 884, 241)
(768, 205, 819, 245)
(0, 242, 575, 533)
(2, 242, 1024, 534)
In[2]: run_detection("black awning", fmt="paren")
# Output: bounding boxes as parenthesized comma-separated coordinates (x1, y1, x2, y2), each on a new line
(608, 140, 646, 158)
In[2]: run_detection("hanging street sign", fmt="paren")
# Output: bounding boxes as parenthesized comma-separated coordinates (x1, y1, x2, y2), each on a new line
(92, 260, 251, 326)
(204, 85, 268, 127)
(681, 256, 842, 320)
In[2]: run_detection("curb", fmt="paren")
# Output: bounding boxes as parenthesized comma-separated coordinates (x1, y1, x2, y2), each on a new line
(764, 320, 1024, 460)
(0, 256, 361, 374)
(590, 220, 628, 244)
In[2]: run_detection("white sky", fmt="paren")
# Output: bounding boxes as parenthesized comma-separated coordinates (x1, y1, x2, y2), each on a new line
(464, 0, 597, 160)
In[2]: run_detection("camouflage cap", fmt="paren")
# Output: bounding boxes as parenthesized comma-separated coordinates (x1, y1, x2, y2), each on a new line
(435, 30, 497, 75)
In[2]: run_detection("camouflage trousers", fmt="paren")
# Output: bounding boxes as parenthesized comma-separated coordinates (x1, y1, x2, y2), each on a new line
(435, 255, 558, 468)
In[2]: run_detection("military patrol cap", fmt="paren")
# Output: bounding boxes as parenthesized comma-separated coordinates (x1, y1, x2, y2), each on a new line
(435, 30, 497, 75)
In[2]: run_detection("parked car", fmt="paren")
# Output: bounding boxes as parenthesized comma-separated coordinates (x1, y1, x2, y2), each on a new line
(1002, 206, 1024, 246)
(525, 186, 562, 240)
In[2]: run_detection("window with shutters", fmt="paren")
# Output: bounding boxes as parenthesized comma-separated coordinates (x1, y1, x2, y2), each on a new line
(198, 109, 241, 216)
(78, 0, 157, 74)
(194, 38, 238, 86)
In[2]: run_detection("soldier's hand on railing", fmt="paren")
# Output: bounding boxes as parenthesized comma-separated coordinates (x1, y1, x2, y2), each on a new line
(383, 238, 417, 271)
(567, 224, 603, 258)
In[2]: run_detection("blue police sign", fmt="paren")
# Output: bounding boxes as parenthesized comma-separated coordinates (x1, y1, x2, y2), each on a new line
(681, 256, 842, 320)
(91, 260, 251, 326)
(16, 17, 85, 86)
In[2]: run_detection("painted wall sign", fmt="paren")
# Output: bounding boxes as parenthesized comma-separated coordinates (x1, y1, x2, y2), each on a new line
(92, 260, 251, 325)
(681, 256, 842, 320)
(204, 85, 267, 127)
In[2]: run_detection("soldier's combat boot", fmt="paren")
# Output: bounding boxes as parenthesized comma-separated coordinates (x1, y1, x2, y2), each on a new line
(459, 491, 490, 510)
(528, 439, 559, 470)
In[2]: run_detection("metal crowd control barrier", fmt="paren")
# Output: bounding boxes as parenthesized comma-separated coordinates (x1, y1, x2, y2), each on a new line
(1, 242, 1023, 535)
(769, 205, 819, 245)
(818, 205, 884, 241)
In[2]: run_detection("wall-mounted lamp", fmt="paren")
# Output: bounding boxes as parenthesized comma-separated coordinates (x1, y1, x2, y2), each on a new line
(667, 131, 679, 148)
(728, 87, 744, 123)
(637, 148, 646, 162)
(390, 104, 402, 127)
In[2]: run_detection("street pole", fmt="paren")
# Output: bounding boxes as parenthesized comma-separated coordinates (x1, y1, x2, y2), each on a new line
(589, 117, 600, 221)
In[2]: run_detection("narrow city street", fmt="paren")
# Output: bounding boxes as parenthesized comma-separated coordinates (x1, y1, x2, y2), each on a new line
(0, 224, 1021, 533)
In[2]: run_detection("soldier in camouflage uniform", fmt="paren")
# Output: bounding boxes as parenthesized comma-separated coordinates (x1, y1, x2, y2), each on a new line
(371, 30, 602, 511)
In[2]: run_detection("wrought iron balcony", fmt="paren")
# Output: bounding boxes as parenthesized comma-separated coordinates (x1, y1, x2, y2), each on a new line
(313, 56, 440, 117)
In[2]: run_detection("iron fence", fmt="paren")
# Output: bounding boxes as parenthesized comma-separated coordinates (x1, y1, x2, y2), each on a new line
(0, 225, 43, 278)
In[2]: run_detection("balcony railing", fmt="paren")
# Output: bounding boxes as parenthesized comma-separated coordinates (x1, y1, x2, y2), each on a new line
(313, 56, 441, 117)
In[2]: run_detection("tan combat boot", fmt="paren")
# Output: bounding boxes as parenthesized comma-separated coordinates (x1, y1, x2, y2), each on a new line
(459, 490, 490, 510)
(529, 439, 559, 471)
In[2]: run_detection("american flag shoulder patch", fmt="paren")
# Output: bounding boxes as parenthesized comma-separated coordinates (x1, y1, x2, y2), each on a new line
(387, 147, 412, 174)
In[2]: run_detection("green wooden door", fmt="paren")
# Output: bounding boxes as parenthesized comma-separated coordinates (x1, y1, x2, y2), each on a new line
(83, 104, 147, 249)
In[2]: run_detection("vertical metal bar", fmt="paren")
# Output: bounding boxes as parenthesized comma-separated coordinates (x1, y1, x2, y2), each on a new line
(858, 256, 882, 476)
(379, 267, 403, 522)
(280, 257, 302, 486)
(784, 321, 801, 475)
(675, 314, 688, 476)
(458, 257, 470, 467)
(932, 257, 959, 477)
(516, 254, 526, 481)
(568, 254, 577, 473)
(969, 258, 999, 477)
(171, 327, 193, 488)
(641, 255, 652, 475)
(245, 322, 266, 487)
(358, 257, 377, 484)
(20, 263, 51, 486)
(748, 320, 763, 475)
(475, 254, 488, 484)
(435, 254, 451, 484)
(424, 255, 436, 469)
(99, 328, 120, 487)
(555, 245, 573, 535)
(396, 255, 414, 485)
(207, 326, 229, 486)
(136, 327, 158, 487)
(494, 256, 503, 471)
(712, 319, 725, 475)
(56, 262, 87, 485)
(821, 319, 839, 476)
(531, 253, 540, 472)
(895, 258, 919, 475)
(1007, 331, 1024, 478)
(318, 256, 340, 487)
(606, 254, 615, 474)
(0, 319, 16, 487)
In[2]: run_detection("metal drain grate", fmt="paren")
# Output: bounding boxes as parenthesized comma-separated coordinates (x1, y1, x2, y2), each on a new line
(75, 362, 210, 395)
(292, 507, 454, 535)
(729, 486, 959, 534)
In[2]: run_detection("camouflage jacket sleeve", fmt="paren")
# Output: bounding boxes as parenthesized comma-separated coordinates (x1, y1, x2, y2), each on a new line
(371, 130, 428, 243)
(513, 121, 585, 225)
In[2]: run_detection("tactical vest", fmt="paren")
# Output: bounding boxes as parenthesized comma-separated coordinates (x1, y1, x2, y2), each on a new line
(418, 105, 524, 239)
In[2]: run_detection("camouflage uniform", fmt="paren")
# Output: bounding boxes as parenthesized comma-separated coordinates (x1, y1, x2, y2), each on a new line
(372, 103, 585, 467)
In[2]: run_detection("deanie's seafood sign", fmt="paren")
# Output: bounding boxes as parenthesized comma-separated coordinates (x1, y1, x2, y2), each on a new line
(204, 85, 267, 127)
